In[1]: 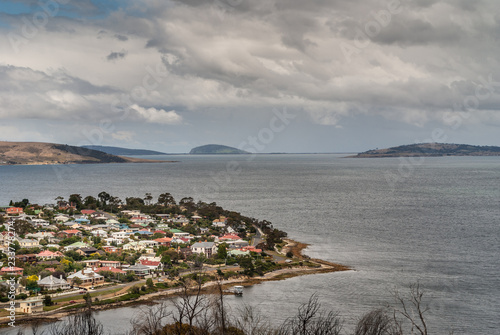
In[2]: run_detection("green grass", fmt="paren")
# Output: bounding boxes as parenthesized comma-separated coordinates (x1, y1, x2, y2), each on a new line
(53, 287, 122, 302)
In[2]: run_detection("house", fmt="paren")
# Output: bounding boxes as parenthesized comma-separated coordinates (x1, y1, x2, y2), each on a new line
(81, 209, 96, 215)
(0, 267, 24, 276)
(30, 219, 50, 226)
(67, 269, 105, 288)
(122, 242, 144, 251)
(95, 266, 126, 275)
(59, 229, 82, 238)
(99, 260, 121, 268)
(212, 217, 227, 228)
(126, 264, 150, 277)
(74, 217, 90, 224)
(154, 237, 172, 246)
(17, 238, 39, 249)
(15, 254, 37, 263)
(91, 229, 108, 238)
(171, 229, 190, 237)
(191, 242, 217, 258)
(81, 259, 100, 268)
(37, 275, 70, 290)
(139, 259, 162, 271)
(64, 241, 90, 251)
(26, 232, 55, 241)
(54, 215, 70, 223)
(6, 207, 24, 215)
(102, 245, 119, 253)
(76, 247, 100, 257)
(13, 298, 43, 314)
(219, 234, 241, 241)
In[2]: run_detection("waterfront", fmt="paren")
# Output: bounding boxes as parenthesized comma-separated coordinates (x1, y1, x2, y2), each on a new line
(0, 154, 499, 334)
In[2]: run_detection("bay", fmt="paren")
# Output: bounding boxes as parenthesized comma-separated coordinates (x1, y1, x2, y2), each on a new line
(0, 154, 499, 334)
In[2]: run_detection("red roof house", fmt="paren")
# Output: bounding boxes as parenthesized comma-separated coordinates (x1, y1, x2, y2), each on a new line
(6, 207, 23, 215)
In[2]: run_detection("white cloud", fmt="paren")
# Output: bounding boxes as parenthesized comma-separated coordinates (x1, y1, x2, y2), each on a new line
(130, 104, 182, 125)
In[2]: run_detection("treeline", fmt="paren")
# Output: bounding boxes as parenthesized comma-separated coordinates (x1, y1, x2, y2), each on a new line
(17, 281, 448, 335)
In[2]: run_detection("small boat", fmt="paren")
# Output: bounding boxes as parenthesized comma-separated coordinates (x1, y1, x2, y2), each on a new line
(233, 285, 243, 296)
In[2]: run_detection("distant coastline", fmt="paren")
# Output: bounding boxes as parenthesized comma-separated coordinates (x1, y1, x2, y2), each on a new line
(349, 143, 500, 158)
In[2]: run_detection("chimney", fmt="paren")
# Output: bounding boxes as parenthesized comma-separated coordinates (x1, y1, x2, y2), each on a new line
(60, 275, 63, 280)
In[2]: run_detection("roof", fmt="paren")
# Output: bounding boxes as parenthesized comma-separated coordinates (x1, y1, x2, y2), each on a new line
(62, 229, 81, 234)
(81, 210, 96, 214)
(139, 260, 160, 266)
(0, 267, 23, 272)
(38, 275, 68, 286)
(127, 264, 150, 271)
(191, 242, 215, 249)
(95, 267, 126, 274)
(154, 237, 172, 243)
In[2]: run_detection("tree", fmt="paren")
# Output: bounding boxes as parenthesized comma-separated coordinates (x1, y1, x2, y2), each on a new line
(43, 295, 53, 306)
(217, 243, 228, 260)
(98, 191, 111, 207)
(144, 193, 153, 206)
(69, 194, 83, 209)
(13, 219, 33, 236)
(71, 277, 83, 287)
(158, 193, 176, 206)
(146, 278, 154, 289)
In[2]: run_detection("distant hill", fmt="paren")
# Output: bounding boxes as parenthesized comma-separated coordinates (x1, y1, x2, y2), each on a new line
(81, 145, 167, 156)
(0, 141, 171, 165)
(189, 144, 250, 155)
(352, 143, 500, 158)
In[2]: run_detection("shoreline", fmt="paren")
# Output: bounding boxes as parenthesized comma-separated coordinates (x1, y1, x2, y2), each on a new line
(1, 239, 351, 327)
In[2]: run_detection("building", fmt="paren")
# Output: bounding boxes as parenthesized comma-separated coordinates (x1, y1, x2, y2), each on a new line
(76, 247, 100, 257)
(6, 207, 24, 215)
(59, 229, 82, 238)
(37, 250, 63, 260)
(126, 264, 150, 277)
(13, 298, 43, 314)
(17, 238, 39, 249)
(0, 267, 24, 276)
(191, 242, 217, 258)
(37, 275, 71, 290)
(15, 254, 37, 263)
(67, 269, 105, 288)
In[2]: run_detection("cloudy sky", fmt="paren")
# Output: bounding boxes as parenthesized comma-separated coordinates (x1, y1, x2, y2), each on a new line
(1, 0, 499, 153)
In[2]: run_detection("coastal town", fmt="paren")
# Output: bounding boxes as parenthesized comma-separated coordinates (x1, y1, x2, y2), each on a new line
(0, 193, 344, 321)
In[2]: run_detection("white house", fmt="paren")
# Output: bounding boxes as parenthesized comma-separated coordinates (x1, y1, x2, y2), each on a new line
(37, 275, 70, 290)
(191, 242, 217, 258)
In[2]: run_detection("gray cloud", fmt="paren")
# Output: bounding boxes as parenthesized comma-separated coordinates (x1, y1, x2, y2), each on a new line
(106, 51, 127, 61)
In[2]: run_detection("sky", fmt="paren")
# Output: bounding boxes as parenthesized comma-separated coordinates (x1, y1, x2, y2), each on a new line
(0, 0, 500, 153)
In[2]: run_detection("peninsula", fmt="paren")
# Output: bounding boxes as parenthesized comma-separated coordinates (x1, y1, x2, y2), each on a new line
(81, 145, 167, 156)
(0, 193, 348, 324)
(0, 142, 174, 165)
(352, 143, 500, 158)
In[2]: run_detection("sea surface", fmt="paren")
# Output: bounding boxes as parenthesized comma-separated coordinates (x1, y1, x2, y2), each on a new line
(0, 154, 499, 334)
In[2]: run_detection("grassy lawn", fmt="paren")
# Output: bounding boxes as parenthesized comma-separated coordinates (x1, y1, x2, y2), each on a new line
(53, 287, 122, 303)
(43, 305, 61, 312)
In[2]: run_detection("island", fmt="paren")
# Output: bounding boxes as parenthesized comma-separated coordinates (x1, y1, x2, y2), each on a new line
(0, 193, 348, 325)
(0, 142, 175, 165)
(351, 143, 500, 158)
(189, 144, 250, 155)
(81, 145, 168, 156)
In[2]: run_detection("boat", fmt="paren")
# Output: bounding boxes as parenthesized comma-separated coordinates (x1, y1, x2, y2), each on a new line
(233, 285, 243, 296)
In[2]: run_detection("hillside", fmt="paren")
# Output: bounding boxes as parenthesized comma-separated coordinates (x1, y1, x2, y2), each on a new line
(0, 142, 170, 165)
(81, 145, 167, 156)
(352, 143, 500, 158)
(189, 144, 249, 154)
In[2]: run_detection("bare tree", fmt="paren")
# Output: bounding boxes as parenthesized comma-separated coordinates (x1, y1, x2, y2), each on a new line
(48, 305, 104, 335)
(233, 305, 271, 335)
(391, 283, 428, 335)
(354, 308, 402, 335)
(172, 272, 209, 334)
(129, 301, 172, 335)
(276, 294, 342, 335)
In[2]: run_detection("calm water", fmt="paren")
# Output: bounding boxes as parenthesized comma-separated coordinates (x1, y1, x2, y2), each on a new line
(1, 154, 499, 334)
